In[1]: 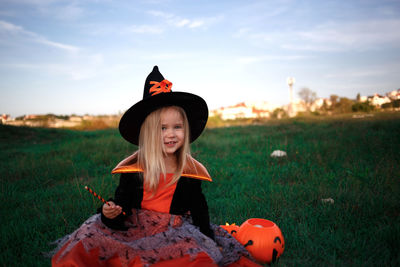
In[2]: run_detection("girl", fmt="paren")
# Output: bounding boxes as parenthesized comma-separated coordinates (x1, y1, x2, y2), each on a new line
(51, 66, 261, 267)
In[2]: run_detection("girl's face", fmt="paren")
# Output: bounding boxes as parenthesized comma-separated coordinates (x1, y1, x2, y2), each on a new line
(160, 107, 185, 157)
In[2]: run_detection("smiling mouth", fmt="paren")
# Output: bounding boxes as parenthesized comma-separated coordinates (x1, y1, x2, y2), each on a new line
(165, 141, 176, 146)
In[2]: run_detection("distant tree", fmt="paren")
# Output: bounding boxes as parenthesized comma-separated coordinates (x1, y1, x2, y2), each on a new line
(207, 115, 225, 127)
(330, 95, 339, 106)
(336, 97, 355, 113)
(271, 108, 288, 119)
(381, 102, 392, 109)
(298, 88, 317, 110)
(55, 115, 69, 120)
(352, 101, 375, 112)
(356, 93, 361, 102)
(320, 100, 330, 112)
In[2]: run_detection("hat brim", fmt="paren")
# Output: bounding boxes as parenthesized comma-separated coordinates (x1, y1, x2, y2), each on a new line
(119, 92, 208, 145)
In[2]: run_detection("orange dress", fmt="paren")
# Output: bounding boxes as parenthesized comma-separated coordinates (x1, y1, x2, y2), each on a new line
(141, 173, 177, 214)
(51, 153, 261, 267)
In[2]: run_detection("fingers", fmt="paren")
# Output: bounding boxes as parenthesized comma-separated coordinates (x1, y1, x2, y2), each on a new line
(102, 201, 122, 219)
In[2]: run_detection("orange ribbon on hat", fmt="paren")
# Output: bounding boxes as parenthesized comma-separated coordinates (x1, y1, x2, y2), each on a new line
(149, 80, 173, 96)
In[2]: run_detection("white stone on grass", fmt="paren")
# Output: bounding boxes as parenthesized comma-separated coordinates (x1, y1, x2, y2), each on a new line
(270, 150, 287, 157)
(321, 198, 334, 204)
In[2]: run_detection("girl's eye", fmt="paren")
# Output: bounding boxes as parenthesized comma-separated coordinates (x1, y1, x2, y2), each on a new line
(175, 125, 182, 129)
(161, 126, 167, 130)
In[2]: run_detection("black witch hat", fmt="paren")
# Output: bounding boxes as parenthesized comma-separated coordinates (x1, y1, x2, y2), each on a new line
(119, 66, 208, 145)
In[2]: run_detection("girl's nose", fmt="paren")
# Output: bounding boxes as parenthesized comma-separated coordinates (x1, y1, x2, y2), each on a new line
(165, 128, 175, 137)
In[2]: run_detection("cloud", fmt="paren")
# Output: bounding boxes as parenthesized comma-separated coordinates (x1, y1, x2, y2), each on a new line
(188, 20, 204, 28)
(292, 19, 400, 51)
(48, 2, 84, 21)
(233, 27, 252, 38)
(147, 10, 174, 19)
(3, 0, 57, 5)
(236, 55, 307, 64)
(147, 10, 220, 29)
(0, 20, 79, 53)
(0, 9, 17, 17)
(323, 62, 400, 79)
(175, 19, 190, 27)
(1, 0, 85, 21)
(36, 38, 80, 52)
(118, 11, 217, 35)
(0, 20, 24, 33)
(0, 53, 106, 81)
(147, 52, 190, 60)
(234, 19, 400, 52)
(170, 18, 205, 28)
(124, 24, 164, 34)
(324, 70, 385, 79)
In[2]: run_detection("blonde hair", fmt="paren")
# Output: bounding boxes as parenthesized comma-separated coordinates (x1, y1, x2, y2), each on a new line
(138, 106, 190, 193)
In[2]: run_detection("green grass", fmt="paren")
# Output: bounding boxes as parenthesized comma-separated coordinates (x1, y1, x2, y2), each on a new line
(1, 112, 399, 266)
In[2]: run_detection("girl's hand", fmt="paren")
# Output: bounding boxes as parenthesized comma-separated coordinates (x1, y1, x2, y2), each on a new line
(102, 201, 122, 219)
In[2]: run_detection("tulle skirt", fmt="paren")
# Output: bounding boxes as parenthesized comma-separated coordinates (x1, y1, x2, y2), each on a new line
(51, 209, 261, 267)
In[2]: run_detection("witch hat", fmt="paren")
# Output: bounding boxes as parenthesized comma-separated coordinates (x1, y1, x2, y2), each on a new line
(119, 66, 208, 145)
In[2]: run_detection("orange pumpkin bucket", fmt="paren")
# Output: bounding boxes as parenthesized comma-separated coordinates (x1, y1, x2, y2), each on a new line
(220, 223, 240, 237)
(236, 218, 285, 264)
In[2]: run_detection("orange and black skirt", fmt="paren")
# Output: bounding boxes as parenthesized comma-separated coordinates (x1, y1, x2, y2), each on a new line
(51, 209, 261, 267)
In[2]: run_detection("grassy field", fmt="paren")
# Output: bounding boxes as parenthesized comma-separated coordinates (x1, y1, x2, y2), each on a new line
(1, 112, 399, 266)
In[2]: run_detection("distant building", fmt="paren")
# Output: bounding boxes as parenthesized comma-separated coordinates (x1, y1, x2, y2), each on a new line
(24, 114, 38, 120)
(387, 89, 400, 100)
(211, 101, 277, 120)
(285, 98, 333, 116)
(288, 99, 307, 115)
(83, 115, 95, 120)
(310, 98, 332, 112)
(50, 119, 81, 128)
(360, 93, 393, 107)
(212, 98, 339, 119)
(1, 114, 10, 124)
(69, 116, 83, 122)
(368, 94, 391, 107)
(216, 102, 255, 120)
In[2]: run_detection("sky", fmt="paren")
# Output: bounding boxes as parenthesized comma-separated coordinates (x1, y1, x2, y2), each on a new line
(1, 0, 399, 117)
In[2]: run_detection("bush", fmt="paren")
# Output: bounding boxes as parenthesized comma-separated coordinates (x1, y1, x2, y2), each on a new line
(352, 102, 375, 112)
(271, 108, 288, 119)
(207, 115, 226, 128)
(382, 102, 393, 109)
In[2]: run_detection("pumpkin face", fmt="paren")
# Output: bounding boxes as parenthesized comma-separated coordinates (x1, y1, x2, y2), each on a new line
(220, 223, 240, 237)
(236, 218, 284, 264)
